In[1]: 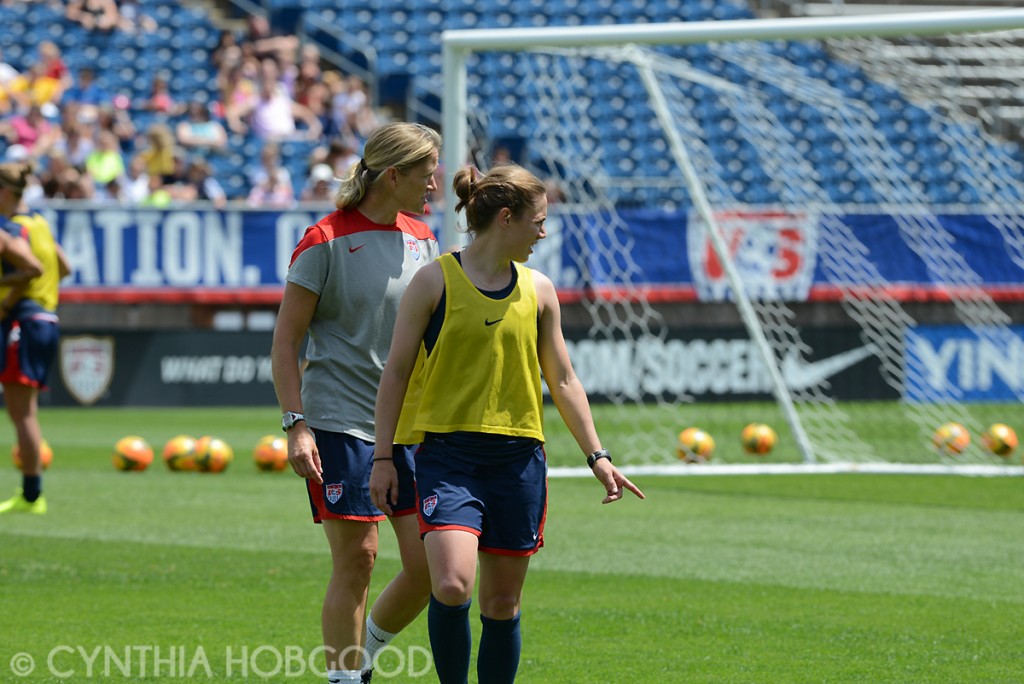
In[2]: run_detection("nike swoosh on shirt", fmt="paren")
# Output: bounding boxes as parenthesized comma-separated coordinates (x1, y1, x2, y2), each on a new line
(349, 244, 366, 253)
(781, 345, 874, 391)
(484, 318, 503, 326)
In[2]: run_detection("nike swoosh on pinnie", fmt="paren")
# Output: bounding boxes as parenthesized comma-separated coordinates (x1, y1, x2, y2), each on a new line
(349, 244, 366, 253)
(485, 318, 503, 326)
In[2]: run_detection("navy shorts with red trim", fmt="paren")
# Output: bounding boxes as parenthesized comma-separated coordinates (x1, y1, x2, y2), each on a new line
(415, 432, 547, 556)
(306, 430, 417, 523)
(0, 317, 59, 388)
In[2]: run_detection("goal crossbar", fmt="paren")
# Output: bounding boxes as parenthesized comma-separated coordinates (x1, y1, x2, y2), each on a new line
(442, 8, 1024, 52)
(442, 8, 1024, 247)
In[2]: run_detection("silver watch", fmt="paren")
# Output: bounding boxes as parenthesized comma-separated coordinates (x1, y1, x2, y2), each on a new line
(282, 412, 306, 432)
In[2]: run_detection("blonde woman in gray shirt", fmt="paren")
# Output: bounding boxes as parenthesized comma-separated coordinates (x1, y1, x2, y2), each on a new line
(272, 122, 441, 684)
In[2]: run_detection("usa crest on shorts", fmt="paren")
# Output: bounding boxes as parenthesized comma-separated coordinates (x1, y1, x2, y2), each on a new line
(422, 494, 438, 516)
(325, 482, 344, 504)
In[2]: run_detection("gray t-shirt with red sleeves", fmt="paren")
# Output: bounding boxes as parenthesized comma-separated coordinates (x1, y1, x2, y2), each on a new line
(286, 208, 439, 442)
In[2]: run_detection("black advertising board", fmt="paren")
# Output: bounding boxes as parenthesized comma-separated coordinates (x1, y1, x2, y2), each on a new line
(41, 326, 896, 408)
(44, 330, 277, 407)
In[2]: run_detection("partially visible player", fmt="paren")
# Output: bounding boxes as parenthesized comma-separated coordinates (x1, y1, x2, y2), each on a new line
(271, 122, 441, 684)
(372, 163, 644, 683)
(0, 161, 71, 515)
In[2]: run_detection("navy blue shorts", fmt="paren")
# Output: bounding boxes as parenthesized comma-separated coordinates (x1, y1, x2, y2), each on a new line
(0, 317, 59, 388)
(306, 430, 418, 523)
(415, 433, 547, 556)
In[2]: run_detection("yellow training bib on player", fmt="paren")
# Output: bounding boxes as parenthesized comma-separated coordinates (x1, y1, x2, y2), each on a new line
(408, 253, 544, 443)
(3, 213, 61, 312)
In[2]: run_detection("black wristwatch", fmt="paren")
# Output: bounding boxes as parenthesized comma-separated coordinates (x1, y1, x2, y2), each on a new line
(281, 411, 306, 432)
(587, 449, 612, 469)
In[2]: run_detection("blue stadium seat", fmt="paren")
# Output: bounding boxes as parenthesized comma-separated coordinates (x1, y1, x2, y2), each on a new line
(223, 174, 247, 198)
(711, 2, 752, 20)
(9, 0, 1015, 208)
(169, 6, 208, 28)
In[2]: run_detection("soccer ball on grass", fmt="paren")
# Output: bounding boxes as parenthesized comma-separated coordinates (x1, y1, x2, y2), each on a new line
(741, 423, 777, 456)
(981, 423, 1017, 458)
(253, 435, 288, 472)
(162, 435, 198, 471)
(931, 422, 970, 456)
(113, 436, 154, 471)
(677, 427, 715, 463)
(12, 440, 53, 470)
(194, 436, 234, 473)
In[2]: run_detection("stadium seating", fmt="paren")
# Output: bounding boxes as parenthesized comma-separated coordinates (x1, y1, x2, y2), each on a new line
(290, 0, 1020, 208)
(1, 0, 1019, 207)
(0, 1, 248, 194)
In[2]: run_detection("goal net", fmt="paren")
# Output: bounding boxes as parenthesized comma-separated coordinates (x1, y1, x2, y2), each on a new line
(440, 9, 1024, 470)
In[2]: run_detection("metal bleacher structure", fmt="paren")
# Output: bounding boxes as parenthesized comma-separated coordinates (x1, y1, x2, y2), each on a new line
(2, 0, 1023, 206)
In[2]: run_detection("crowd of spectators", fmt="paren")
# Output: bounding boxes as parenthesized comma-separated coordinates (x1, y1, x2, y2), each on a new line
(65, 0, 157, 35)
(0, 9, 394, 209)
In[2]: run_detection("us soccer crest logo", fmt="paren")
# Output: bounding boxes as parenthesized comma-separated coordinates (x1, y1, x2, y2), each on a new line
(422, 494, 438, 516)
(687, 209, 818, 301)
(406, 238, 421, 261)
(59, 335, 115, 406)
(325, 483, 344, 504)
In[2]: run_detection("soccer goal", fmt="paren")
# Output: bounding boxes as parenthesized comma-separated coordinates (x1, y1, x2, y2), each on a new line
(440, 8, 1024, 474)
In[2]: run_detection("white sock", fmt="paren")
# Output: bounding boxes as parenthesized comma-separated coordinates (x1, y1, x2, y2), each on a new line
(361, 612, 398, 671)
(327, 669, 361, 684)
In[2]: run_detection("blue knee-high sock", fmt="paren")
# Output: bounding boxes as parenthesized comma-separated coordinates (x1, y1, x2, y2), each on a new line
(22, 475, 41, 503)
(428, 595, 472, 684)
(477, 612, 521, 684)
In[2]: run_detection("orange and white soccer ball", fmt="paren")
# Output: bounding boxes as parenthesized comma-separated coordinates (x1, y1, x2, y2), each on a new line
(253, 435, 288, 472)
(162, 435, 198, 471)
(677, 427, 715, 463)
(981, 423, 1017, 458)
(194, 436, 234, 473)
(113, 436, 154, 471)
(932, 422, 970, 456)
(741, 423, 777, 456)
(12, 440, 53, 470)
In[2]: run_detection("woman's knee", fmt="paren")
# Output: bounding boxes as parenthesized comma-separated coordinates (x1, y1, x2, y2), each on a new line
(432, 575, 473, 606)
(325, 522, 379, 585)
(342, 540, 377, 574)
(479, 592, 520, 620)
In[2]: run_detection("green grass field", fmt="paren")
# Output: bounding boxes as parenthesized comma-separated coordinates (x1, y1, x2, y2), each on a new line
(2, 407, 1023, 683)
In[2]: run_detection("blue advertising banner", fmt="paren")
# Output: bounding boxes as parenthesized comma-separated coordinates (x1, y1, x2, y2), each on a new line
(46, 206, 325, 298)
(905, 325, 1024, 402)
(42, 205, 1024, 302)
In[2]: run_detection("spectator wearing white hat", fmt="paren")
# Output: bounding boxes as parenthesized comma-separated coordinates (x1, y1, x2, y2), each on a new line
(300, 163, 334, 203)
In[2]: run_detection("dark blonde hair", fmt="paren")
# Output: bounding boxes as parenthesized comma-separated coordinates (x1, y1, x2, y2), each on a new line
(334, 122, 441, 209)
(452, 164, 546, 234)
(0, 161, 32, 196)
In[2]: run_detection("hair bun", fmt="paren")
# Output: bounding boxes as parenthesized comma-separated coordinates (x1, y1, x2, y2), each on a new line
(0, 161, 30, 194)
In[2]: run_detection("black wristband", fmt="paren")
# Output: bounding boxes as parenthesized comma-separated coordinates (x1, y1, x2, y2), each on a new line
(587, 449, 612, 469)
(373, 457, 394, 463)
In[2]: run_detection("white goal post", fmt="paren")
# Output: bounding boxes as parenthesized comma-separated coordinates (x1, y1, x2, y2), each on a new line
(440, 9, 1024, 472)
